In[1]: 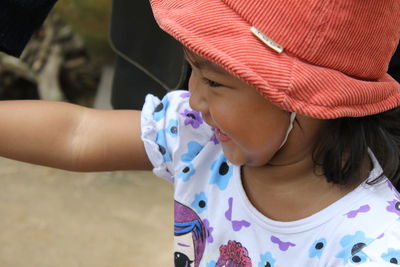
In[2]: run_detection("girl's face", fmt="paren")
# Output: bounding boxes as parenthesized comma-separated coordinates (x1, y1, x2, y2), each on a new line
(185, 50, 290, 167)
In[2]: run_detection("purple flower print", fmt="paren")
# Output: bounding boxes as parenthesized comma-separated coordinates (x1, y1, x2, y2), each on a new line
(203, 219, 214, 244)
(386, 180, 400, 216)
(181, 109, 203, 129)
(387, 199, 400, 216)
(225, 198, 251, 232)
(271, 236, 296, 251)
(210, 135, 219, 144)
(210, 128, 220, 145)
(344, 205, 370, 219)
(180, 91, 191, 98)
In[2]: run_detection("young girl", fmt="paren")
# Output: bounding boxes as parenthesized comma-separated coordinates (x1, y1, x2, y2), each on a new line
(1, 0, 400, 266)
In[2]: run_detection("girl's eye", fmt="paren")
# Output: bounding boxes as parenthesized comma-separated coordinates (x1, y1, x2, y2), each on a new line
(202, 78, 222, 88)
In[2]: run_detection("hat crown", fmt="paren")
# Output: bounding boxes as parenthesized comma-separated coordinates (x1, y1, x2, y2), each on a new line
(150, 0, 400, 118)
(224, 0, 400, 80)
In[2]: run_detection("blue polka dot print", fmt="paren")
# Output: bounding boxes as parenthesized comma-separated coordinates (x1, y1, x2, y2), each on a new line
(209, 154, 233, 190)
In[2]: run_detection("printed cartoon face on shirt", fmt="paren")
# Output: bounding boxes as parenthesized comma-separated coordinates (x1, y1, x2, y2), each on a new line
(175, 233, 195, 266)
(174, 201, 207, 267)
(184, 49, 289, 167)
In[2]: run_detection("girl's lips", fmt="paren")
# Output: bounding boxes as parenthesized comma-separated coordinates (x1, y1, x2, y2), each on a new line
(215, 128, 231, 142)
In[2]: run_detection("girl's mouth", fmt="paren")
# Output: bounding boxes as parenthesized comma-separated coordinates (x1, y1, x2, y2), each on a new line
(215, 128, 231, 142)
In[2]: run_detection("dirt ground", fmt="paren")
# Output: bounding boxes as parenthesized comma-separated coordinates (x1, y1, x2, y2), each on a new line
(0, 157, 173, 266)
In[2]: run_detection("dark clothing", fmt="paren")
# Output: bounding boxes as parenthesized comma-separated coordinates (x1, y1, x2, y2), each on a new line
(389, 45, 400, 83)
(110, 0, 187, 109)
(0, 0, 57, 57)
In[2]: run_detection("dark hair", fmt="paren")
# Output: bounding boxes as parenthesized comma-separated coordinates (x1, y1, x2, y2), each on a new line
(313, 107, 400, 190)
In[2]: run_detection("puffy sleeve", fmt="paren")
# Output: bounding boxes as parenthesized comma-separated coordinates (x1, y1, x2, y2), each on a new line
(140, 90, 213, 183)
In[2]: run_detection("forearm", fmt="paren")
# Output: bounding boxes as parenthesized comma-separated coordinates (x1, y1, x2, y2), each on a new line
(0, 100, 152, 172)
(0, 100, 86, 170)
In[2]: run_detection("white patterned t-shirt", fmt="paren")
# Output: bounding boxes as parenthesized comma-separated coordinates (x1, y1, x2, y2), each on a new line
(141, 90, 400, 267)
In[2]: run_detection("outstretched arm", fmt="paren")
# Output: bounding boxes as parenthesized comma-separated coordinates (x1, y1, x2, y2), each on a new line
(0, 100, 152, 171)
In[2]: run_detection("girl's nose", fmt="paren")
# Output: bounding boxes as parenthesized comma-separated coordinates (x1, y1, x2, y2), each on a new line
(188, 76, 208, 113)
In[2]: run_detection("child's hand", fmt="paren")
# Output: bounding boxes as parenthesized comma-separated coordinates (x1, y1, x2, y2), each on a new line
(0, 100, 152, 171)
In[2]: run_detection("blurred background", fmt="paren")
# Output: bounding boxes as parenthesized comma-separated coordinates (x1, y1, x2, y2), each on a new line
(55, 0, 115, 64)
(0, 0, 183, 266)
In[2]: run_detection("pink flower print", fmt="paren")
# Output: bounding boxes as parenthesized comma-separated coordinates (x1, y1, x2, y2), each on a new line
(216, 241, 252, 267)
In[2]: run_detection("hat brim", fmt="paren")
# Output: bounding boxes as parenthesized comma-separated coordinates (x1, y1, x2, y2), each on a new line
(150, 0, 400, 118)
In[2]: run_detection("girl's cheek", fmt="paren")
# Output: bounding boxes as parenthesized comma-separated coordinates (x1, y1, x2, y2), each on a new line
(210, 104, 233, 126)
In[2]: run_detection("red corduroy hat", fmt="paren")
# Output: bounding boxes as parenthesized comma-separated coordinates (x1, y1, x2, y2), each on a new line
(150, 0, 400, 119)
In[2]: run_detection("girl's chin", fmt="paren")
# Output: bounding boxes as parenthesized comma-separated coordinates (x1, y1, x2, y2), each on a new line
(220, 139, 280, 167)
(226, 156, 270, 167)
(222, 147, 275, 167)
(221, 146, 247, 166)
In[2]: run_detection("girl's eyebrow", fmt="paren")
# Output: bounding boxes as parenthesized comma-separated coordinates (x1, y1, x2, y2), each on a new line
(184, 51, 228, 76)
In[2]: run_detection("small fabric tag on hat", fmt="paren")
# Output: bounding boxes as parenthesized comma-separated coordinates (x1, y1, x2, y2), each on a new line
(250, 26, 284, 53)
